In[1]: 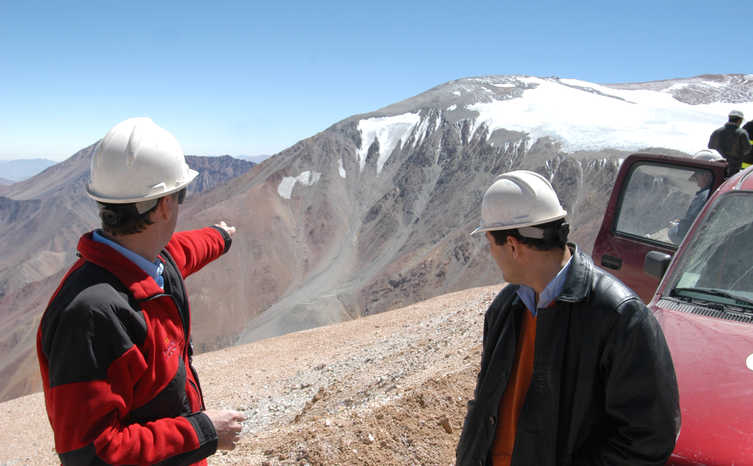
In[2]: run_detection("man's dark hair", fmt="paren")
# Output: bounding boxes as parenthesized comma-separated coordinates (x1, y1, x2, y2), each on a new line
(98, 189, 185, 236)
(489, 219, 569, 251)
(98, 201, 158, 236)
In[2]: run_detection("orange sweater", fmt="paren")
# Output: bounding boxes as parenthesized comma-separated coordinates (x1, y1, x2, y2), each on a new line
(491, 309, 537, 466)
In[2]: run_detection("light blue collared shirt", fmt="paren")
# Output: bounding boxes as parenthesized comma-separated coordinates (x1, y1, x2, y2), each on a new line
(92, 230, 165, 289)
(516, 255, 573, 316)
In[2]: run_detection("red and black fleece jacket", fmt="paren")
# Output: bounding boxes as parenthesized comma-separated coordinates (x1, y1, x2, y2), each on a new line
(37, 226, 232, 466)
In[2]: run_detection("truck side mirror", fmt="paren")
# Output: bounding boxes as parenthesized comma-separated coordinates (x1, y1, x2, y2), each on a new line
(644, 251, 672, 279)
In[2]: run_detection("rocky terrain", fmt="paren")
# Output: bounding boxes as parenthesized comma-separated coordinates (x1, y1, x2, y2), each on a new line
(185, 155, 257, 197)
(0, 284, 496, 465)
(609, 74, 753, 105)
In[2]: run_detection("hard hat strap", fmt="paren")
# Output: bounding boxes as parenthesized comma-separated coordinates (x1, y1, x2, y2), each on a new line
(518, 226, 545, 239)
(135, 198, 160, 215)
(518, 222, 569, 243)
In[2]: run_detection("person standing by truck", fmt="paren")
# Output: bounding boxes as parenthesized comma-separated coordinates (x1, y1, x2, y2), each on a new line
(708, 109, 752, 177)
(669, 169, 713, 243)
(456, 170, 681, 466)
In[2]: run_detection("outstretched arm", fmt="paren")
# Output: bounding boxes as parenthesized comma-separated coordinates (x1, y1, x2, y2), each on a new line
(166, 222, 236, 277)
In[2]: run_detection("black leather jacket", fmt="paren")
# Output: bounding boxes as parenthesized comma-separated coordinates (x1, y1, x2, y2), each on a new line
(708, 122, 752, 175)
(456, 245, 680, 466)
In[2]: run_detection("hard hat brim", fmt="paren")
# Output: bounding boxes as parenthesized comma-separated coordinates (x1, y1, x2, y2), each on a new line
(87, 168, 199, 204)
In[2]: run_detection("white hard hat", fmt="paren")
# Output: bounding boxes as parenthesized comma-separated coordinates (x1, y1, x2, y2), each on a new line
(472, 170, 567, 235)
(729, 109, 744, 119)
(87, 117, 198, 203)
(693, 149, 724, 162)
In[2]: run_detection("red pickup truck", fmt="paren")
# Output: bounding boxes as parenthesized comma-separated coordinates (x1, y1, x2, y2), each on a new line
(593, 153, 753, 464)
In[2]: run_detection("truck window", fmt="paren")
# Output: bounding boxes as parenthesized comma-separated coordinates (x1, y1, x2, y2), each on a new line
(668, 192, 753, 302)
(615, 163, 714, 245)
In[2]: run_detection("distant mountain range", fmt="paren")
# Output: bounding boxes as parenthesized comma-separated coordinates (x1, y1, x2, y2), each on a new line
(236, 154, 272, 164)
(1, 73, 751, 402)
(0, 155, 266, 186)
(0, 159, 57, 182)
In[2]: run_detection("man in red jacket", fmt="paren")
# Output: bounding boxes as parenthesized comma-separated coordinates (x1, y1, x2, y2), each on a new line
(37, 117, 245, 465)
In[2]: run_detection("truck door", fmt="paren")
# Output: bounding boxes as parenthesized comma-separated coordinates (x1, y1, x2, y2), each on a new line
(591, 153, 726, 302)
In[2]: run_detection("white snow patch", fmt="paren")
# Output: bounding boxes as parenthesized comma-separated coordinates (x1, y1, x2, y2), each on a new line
(667, 83, 690, 92)
(356, 113, 420, 174)
(517, 76, 545, 87)
(338, 158, 346, 178)
(413, 115, 431, 148)
(467, 78, 753, 154)
(452, 90, 461, 96)
(693, 80, 726, 88)
(277, 170, 321, 199)
(492, 83, 516, 88)
(446, 104, 457, 111)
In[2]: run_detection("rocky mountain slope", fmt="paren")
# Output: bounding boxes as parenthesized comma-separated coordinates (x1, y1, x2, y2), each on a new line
(0, 284, 495, 465)
(219, 74, 752, 349)
(2, 73, 751, 404)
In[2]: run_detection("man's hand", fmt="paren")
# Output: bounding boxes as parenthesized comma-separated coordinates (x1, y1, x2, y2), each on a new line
(214, 221, 236, 237)
(205, 409, 246, 450)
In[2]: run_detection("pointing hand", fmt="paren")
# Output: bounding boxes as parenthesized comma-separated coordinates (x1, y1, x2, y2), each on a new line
(214, 221, 237, 237)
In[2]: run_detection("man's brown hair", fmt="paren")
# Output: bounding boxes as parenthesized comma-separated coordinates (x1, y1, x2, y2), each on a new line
(98, 202, 157, 236)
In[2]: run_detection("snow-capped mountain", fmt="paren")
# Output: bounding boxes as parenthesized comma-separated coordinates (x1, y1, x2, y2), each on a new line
(216, 74, 751, 344)
(353, 74, 753, 159)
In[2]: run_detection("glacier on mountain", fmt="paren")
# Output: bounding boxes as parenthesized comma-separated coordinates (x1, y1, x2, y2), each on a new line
(347, 76, 753, 173)
(465, 77, 753, 153)
(356, 113, 420, 173)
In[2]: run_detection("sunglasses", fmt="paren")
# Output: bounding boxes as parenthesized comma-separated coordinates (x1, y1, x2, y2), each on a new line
(176, 188, 187, 205)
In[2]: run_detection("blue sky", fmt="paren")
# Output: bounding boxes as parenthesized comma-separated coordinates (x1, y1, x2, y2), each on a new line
(1, 0, 749, 161)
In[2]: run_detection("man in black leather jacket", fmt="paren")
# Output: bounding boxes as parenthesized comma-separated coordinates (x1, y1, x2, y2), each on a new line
(708, 109, 752, 177)
(456, 170, 680, 466)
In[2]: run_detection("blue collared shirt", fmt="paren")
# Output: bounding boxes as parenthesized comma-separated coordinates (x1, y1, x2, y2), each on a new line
(516, 255, 573, 316)
(92, 230, 165, 289)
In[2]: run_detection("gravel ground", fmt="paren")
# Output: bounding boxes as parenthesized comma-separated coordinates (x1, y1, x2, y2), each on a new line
(0, 284, 499, 465)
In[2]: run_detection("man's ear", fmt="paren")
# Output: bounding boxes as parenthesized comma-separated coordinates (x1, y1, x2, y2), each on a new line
(507, 235, 525, 259)
(151, 196, 172, 222)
